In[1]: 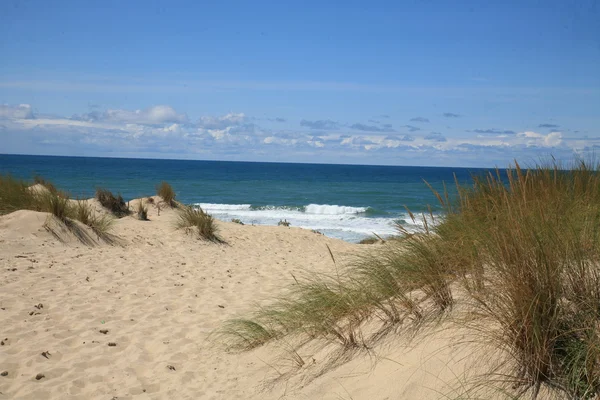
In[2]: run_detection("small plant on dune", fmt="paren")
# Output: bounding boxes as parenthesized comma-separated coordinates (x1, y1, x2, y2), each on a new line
(36, 190, 74, 222)
(231, 218, 244, 225)
(278, 219, 291, 227)
(33, 175, 59, 194)
(0, 174, 37, 215)
(96, 188, 130, 217)
(156, 181, 176, 207)
(137, 200, 148, 220)
(146, 196, 155, 204)
(358, 236, 379, 244)
(73, 199, 114, 236)
(177, 206, 222, 242)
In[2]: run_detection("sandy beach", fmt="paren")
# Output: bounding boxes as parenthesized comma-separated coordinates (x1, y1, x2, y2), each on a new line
(0, 196, 485, 400)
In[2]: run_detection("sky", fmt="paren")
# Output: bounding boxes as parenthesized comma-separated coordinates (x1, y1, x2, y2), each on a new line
(1, 0, 599, 167)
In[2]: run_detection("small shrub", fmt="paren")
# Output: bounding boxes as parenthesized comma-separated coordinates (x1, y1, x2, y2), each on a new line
(231, 218, 244, 225)
(177, 206, 222, 242)
(0, 175, 36, 215)
(278, 219, 291, 227)
(33, 175, 58, 194)
(96, 188, 129, 217)
(146, 197, 155, 204)
(37, 191, 73, 222)
(74, 199, 114, 236)
(137, 200, 148, 220)
(74, 199, 92, 225)
(156, 182, 176, 206)
(358, 236, 379, 244)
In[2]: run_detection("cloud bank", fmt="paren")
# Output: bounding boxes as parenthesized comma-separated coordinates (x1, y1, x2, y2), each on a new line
(0, 103, 591, 167)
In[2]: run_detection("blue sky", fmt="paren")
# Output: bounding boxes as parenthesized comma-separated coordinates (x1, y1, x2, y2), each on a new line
(1, 0, 599, 167)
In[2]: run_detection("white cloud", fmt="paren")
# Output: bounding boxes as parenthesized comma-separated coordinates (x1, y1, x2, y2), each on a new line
(102, 105, 188, 124)
(198, 112, 246, 129)
(517, 131, 563, 147)
(0, 104, 34, 119)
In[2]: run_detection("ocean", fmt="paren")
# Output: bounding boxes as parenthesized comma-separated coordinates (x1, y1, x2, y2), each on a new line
(0, 154, 492, 242)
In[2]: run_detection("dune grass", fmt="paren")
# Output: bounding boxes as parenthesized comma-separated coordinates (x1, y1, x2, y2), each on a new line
(33, 175, 59, 194)
(0, 175, 114, 240)
(96, 188, 130, 217)
(36, 190, 74, 222)
(156, 181, 176, 206)
(176, 205, 222, 242)
(136, 199, 148, 220)
(74, 199, 114, 236)
(219, 160, 600, 399)
(0, 175, 37, 215)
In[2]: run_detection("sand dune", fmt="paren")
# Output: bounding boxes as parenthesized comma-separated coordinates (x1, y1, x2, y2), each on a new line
(0, 201, 482, 399)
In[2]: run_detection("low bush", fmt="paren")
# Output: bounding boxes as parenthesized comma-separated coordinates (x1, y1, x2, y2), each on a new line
(74, 199, 114, 236)
(177, 206, 222, 242)
(231, 218, 244, 225)
(156, 181, 176, 206)
(96, 188, 129, 217)
(37, 191, 73, 222)
(33, 175, 58, 194)
(0, 175, 37, 215)
(137, 200, 148, 220)
(278, 219, 291, 227)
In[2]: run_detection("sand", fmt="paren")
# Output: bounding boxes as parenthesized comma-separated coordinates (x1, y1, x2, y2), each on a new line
(0, 199, 484, 400)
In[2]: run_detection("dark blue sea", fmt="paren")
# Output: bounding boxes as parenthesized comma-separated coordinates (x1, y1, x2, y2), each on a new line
(0, 154, 492, 242)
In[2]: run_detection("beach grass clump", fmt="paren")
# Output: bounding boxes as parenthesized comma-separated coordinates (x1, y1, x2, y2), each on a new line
(443, 161, 600, 398)
(156, 181, 176, 207)
(358, 236, 379, 244)
(176, 206, 221, 242)
(33, 175, 59, 195)
(95, 188, 130, 217)
(231, 218, 244, 225)
(219, 159, 600, 398)
(36, 190, 74, 222)
(136, 200, 148, 220)
(278, 219, 291, 227)
(0, 174, 37, 215)
(74, 199, 114, 236)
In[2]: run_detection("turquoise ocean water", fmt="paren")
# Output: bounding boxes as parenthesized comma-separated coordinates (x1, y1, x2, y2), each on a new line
(0, 154, 493, 242)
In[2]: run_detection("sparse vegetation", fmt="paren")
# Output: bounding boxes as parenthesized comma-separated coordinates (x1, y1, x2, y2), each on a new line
(74, 199, 114, 236)
(136, 200, 148, 220)
(231, 218, 244, 225)
(358, 236, 379, 244)
(278, 219, 291, 227)
(36, 191, 73, 222)
(0, 175, 114, 240)
(33, 175, 58, 194)
(96, 188, 130, 217)
(219, 159, 600, 399)
(177, 206, 222, 242)
(0, 175, 37, 214)
(156, 181, 176, 206)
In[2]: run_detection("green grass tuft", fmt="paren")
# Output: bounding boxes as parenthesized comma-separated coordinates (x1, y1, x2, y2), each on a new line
(156, 181, 176, 206)
(136, 199, 148, 220)
(176, 206, 222, 242)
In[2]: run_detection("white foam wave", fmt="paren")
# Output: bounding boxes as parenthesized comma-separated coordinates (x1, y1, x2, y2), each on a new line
(191, 202, 426, 243)
(197, 203, 252, 211)
(304, 204, 367, 215)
